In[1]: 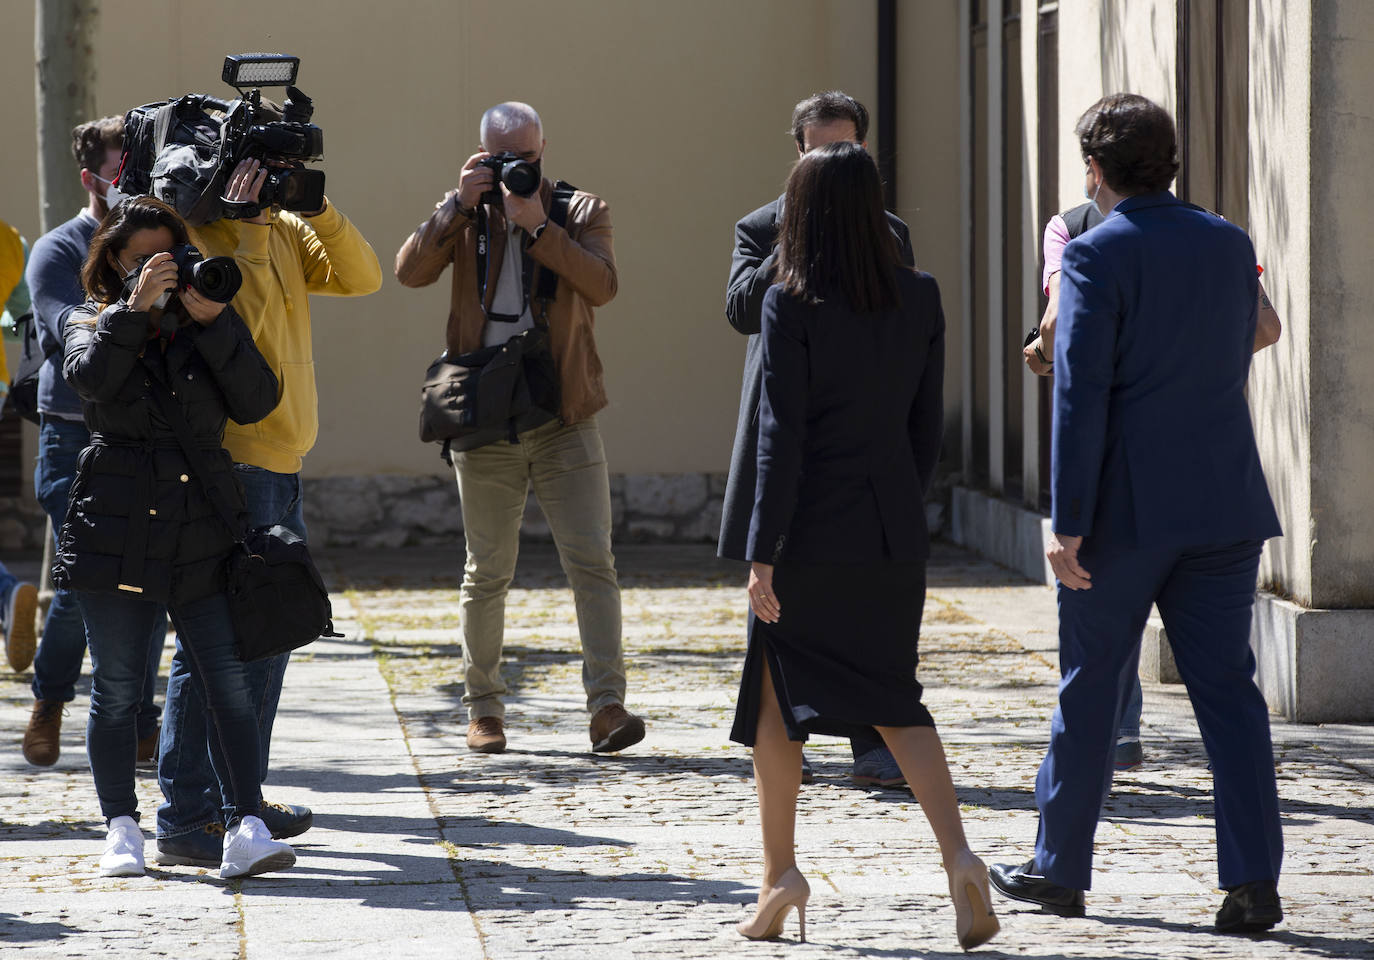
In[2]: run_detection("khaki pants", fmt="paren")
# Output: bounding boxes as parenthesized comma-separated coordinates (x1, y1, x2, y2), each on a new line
(452, 417, 625, 720)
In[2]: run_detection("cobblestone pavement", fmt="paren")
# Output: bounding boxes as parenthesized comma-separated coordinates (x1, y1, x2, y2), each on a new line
(1, 541, 1371, 959)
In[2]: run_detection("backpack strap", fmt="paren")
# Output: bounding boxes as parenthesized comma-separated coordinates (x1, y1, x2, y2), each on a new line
(531, 180, 577, 307)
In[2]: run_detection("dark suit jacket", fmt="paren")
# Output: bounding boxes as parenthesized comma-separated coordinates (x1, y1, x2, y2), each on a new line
(1052, 191, 1281, 547)
(745, 270, 945, 565)
(718, 196, 915, 560)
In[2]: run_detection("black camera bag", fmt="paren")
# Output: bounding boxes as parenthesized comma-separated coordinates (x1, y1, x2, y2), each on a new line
(121, 95, 239, 225)
(146, 376, 339, 662)
(418, 181, 575, 461)
(7, 313, 49, 424)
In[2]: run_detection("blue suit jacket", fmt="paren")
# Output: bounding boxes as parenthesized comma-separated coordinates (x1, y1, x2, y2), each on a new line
(746, 270, 944, 565)
(1051, 191, 1281, 547)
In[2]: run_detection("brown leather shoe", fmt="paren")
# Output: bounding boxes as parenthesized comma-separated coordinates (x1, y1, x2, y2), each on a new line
(136, 725, 161, 765)
(23, 699, 64, 767)
(466, 716, 506, 753)
(4, 582, 38, 672)
(589, 703, 646, 754)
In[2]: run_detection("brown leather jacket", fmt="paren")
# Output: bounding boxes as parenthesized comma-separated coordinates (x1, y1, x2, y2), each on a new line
(395, 179, 617, 425)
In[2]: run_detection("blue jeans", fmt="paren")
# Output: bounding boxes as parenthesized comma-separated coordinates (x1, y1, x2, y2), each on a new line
(81, 589, 262, 825)
(34, 418, 163, 737)
(1119, 655, 1143, 740)
(157, 465, 305, 838)
(0, 561, 17, 617)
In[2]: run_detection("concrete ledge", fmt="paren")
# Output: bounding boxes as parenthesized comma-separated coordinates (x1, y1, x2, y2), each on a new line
(949, 485, 1053, 585)
(1252, 592, 1374, 723)
(1140, 617, 1181, 684)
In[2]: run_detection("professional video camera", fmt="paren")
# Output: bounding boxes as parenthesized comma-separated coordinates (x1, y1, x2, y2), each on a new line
(116, 54, 325, 225)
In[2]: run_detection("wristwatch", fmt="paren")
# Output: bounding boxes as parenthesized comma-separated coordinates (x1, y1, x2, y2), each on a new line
(529, 218, 549, 241)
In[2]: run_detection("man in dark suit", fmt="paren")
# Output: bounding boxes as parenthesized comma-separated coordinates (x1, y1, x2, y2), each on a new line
(720, 91, 914, 789)
(989, 94, 1284, 934)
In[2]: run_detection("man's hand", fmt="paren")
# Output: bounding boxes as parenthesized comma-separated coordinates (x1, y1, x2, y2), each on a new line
(747, 562, 781, 624)
(1047, 533, 1091, 590)
(502, 183, 547, 234)
(456, 152, 494, 212)
(224, 158, 270, 225)
(179, 285, 224, 327)
(1023, 336, 1053, 376)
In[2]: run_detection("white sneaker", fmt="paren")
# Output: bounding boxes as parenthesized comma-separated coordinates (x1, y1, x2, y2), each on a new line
(220, 815, 296, 879)
(99, 815, 146, 877)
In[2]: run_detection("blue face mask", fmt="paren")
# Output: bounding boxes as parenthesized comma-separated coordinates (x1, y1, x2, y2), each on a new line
(1083, 163, 1103, 204)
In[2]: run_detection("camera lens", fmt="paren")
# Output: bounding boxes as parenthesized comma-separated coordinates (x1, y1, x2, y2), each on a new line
(502, 160, 540, 198)
(189, 257, 243, 302)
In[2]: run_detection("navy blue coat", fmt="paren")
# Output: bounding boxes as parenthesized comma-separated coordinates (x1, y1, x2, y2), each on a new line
(718, 196, 914, 560)
(1051, 191, 1281, 546)
(745, 271, 945, 565)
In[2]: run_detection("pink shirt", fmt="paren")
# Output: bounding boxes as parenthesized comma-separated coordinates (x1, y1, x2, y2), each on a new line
(1042, 214, 1070, 296)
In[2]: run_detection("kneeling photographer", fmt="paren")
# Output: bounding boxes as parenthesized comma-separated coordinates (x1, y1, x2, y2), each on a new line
(120, 56, 382, 866)
(395, 101, 646, 757)
(58, 195, 294, 878)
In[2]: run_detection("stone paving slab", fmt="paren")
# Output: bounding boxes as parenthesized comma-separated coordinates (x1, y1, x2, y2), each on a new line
(0, 542, 1371, 958)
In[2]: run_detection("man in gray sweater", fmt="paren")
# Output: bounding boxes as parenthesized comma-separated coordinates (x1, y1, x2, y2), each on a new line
(20, 116, 165, 768)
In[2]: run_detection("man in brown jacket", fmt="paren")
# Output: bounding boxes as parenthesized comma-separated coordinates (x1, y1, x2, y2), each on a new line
(396, 101, 644, 756)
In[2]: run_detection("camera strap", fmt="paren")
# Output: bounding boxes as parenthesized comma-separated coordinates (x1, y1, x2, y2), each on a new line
(473, 180, 577, 327)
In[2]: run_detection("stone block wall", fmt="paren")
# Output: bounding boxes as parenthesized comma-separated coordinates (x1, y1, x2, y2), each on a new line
(0, 496, 47, 552)
(302, 473, 731, 550)
(3, 472, 949, 554)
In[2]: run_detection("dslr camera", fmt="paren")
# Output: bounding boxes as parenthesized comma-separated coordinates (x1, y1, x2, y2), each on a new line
(130, 243, 243, 310)
(117, 54, 326, 224)
(478, 152, 541, 206)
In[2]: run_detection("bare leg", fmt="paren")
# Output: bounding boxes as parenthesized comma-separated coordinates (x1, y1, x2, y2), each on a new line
(753, 657, 803, 887)
(873, 725, 969, 864)
(875, 723, 998, 949)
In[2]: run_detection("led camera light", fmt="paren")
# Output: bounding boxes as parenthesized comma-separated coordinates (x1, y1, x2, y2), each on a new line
(222, 54, 299, 87)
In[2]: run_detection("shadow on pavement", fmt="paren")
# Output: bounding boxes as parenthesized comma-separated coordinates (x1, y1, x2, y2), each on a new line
(0, 914, 80, 943)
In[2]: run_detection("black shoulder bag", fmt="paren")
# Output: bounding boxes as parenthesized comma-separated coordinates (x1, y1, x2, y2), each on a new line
(418, 181, 575, 463)
(146, 374, 339, 662)
(8, 312, 50, 424)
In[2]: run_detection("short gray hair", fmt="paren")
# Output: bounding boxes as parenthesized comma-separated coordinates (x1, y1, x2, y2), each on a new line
(480, 102, 542, 145)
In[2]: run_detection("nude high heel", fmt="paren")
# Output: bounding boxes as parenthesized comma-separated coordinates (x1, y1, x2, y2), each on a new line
(737, 866, 810, 942)
(946, 850, 999, 951)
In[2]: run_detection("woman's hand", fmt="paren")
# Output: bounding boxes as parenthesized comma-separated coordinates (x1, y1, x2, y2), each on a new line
(748, 562, 781, 623)
(179, 285, 224, 327)
(127, 252, 179, 312)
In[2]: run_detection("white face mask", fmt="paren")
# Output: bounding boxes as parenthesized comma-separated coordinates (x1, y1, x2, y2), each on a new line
(92, 173, 130, 216)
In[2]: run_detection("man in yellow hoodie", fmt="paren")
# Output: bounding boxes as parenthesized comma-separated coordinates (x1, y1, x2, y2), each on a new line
(154, 158, 382, 867)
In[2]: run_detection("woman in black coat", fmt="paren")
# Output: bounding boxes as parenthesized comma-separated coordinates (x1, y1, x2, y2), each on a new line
(58, 196, 292, 880)
(730, 143, 998, 951)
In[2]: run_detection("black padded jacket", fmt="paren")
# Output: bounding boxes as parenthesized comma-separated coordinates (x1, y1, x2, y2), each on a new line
(54, 301, 278, 605)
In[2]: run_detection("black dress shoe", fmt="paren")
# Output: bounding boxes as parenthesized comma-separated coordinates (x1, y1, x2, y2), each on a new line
(989, 861, 1086, 917)
(1216, 879, 1282, 933)
(258, 800, 313, 840)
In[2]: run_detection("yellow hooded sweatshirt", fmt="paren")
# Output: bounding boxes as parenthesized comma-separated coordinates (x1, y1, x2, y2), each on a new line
(0, 219, 26, 389)
(189, 202, 381, 473)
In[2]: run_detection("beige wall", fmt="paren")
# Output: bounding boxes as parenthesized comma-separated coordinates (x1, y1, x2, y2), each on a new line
(893, 1, 964, 448)
(0, 0, 917, 480)
(1056, 0, 1176, 213)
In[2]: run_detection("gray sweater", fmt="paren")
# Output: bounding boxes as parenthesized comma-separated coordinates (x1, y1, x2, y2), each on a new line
(25, 211, 97, 420)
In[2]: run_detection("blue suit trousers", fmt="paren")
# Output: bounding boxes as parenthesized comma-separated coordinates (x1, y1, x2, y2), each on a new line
(1033, 538, 1282, 891)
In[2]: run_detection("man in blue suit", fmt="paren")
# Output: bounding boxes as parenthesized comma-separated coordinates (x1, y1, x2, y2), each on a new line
(989, 94, 1285, 934)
